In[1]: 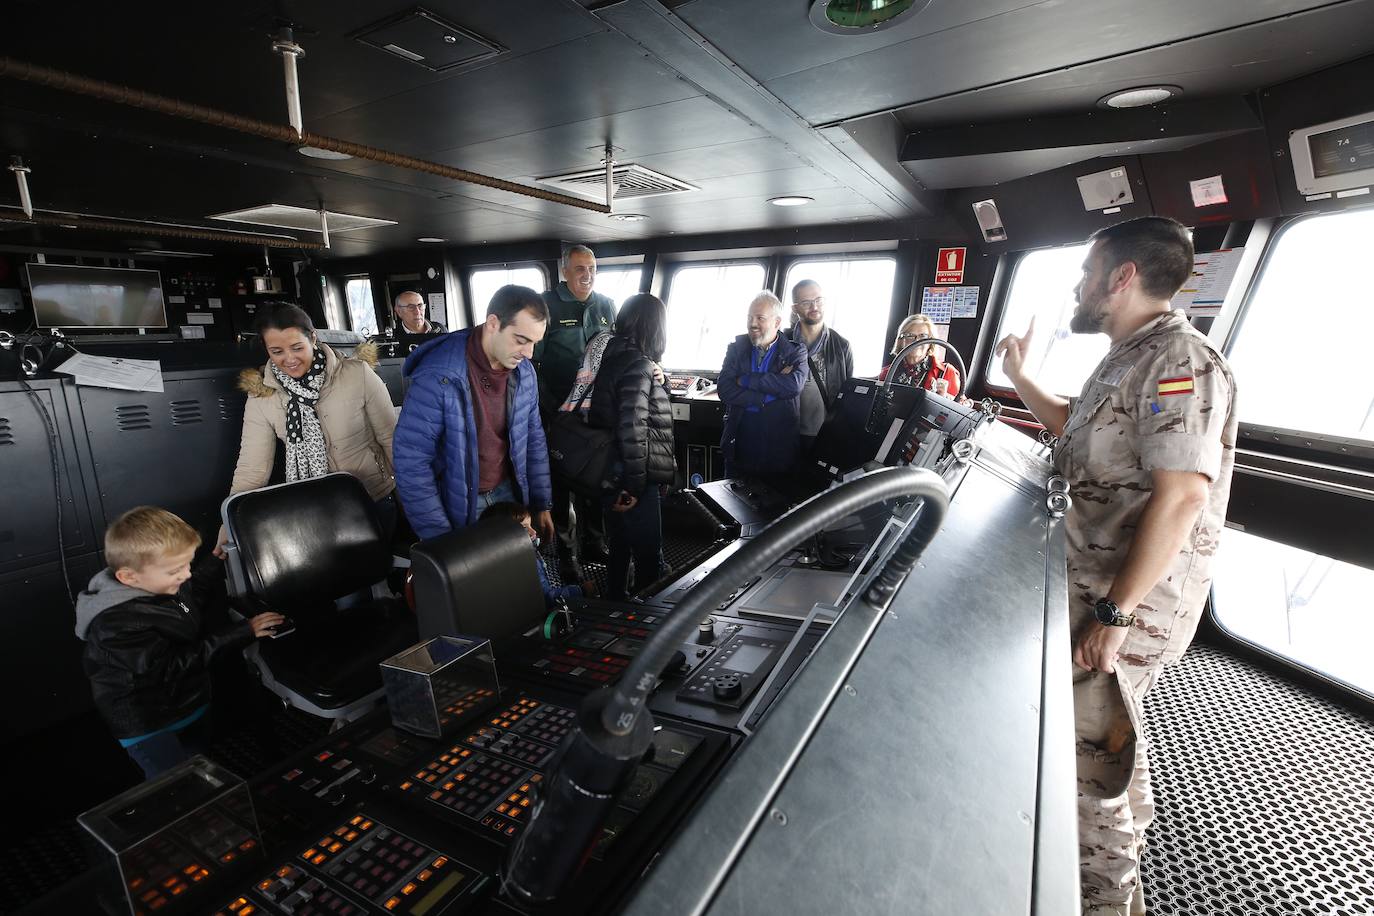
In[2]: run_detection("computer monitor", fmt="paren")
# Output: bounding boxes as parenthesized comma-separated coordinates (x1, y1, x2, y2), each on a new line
(27, 263, 169, 330)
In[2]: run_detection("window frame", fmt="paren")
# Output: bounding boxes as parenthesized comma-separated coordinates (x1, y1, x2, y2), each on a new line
(1219, 213, 1374, 464)
(660, 258, 771, 374)
(463, 261, 550, 319)
(343, 274, 378, 336)
(778, 252, 901, 378)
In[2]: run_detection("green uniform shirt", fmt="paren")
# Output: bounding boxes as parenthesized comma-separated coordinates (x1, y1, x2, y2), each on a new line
(534, 282, 616, 410)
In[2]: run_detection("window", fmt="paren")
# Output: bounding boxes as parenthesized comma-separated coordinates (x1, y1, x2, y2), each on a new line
(783, 258, 897, 377)
(593, 266, 643, 311)
(663, 262, 767, 371)
(1212, 527, 1374, 696)
(985, 242, 1108, 397)
(468, 265, 547, 315)
(344, 277, 376, 336)
(1228, 210, 1374, 443)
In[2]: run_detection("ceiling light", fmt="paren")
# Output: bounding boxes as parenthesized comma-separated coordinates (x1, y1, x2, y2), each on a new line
(769, 196, 814, 207)
(297, 145, 354, 161)
(416, 237, 446, 243)
(608, 213, 647, 222)
(209, 204, 395, 233)
(810, 0, 929, 34)
(1099, 86, 1181, 109)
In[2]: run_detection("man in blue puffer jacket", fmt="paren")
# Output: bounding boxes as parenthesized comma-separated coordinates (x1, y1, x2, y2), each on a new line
(394, 285, 556, 543)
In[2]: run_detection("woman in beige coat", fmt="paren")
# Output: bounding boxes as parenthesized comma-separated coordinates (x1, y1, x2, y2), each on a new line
(214, 304, 399, 555)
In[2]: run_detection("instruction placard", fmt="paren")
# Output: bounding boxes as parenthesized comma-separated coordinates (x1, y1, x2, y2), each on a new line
(920, 287, 954, 324)
(1169, 248, 1244, 317)
(951, 286, 980, 319)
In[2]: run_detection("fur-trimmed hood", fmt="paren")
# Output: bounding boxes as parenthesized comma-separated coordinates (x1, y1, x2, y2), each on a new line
(238, 340, 379, 398)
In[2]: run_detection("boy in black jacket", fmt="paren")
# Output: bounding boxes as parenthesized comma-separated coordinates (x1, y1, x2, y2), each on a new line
(75, 506, 283, 779)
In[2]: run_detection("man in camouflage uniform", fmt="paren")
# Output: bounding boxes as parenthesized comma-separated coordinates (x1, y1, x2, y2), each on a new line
(997, 217, 1238, 916)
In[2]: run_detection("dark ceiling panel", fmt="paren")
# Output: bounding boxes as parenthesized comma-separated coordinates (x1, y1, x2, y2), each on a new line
(755, 0, 1366, 124)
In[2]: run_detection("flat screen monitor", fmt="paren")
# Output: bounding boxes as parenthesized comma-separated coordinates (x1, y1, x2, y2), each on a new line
(27, 263, 169, 330)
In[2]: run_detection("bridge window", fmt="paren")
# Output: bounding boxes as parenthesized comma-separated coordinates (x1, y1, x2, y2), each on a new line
(783, 257, 897, 377)
(662, 262, 768, 371)
(593, 266, 644, 311)
(1228, 209, 1374, 443)
(1212, 528, 1374, 697)
(467, 264, 549, 315)
(985, 242, 1107, 397)
(344, 276, 376, 336)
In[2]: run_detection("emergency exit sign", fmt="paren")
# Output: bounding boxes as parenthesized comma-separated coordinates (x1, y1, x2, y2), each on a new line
(935, 247, 966, 284)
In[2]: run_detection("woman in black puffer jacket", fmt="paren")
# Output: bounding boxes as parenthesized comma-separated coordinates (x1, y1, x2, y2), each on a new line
(589, 294, 676, 599)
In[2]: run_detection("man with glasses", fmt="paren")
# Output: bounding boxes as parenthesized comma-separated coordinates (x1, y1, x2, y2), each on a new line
(394, 290, 446, 335)
(784, 280, 853, 450)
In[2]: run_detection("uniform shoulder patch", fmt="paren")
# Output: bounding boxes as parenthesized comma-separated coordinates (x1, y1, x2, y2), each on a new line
(1157, 376, 1195, 397)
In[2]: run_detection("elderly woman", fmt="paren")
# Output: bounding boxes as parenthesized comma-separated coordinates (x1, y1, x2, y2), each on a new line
(878, 313, 962, 398)
(215, 304, 398, 555)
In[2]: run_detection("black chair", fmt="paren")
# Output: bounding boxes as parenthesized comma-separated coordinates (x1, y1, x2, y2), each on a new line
(410, 517, 547, 642)
(220, 473, 418, 722)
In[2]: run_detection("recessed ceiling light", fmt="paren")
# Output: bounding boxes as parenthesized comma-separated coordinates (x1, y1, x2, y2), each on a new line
(608, 213, 648, 222)
(769, 196, 814, 207)
(810, 0, 929, 34)
(1098, 86, 1181, 109)
(297, 145, 355, 161)
(416, 237, 447, 243)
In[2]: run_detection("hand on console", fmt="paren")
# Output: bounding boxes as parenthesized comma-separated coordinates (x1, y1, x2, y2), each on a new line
(249, 612, 290, 638)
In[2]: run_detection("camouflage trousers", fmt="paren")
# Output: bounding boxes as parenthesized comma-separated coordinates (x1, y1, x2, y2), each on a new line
(1074, 662, 1163, 908)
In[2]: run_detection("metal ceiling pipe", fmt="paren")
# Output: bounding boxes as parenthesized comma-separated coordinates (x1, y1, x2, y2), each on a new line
(0, 56, 612, 215)
(271, 28, 306, 138)
(0, 209, 326, 249)
(8, 157, 33, 217)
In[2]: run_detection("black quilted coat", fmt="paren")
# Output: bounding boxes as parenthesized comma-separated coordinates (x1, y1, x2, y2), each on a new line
(589, 335, 676, 496)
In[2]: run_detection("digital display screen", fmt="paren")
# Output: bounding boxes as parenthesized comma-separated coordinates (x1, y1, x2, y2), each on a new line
(721, 644, 772, 675)
(27, 263, 168, 329)
(1309, 119, 1374, 179)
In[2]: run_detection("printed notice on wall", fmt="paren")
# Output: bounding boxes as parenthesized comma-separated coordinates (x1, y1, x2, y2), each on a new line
(428, 292, 446, 318)
(920, 287, 954, 324)
(1169, 248, 1244, 317)
(1189, 175, 1228, 208)
(951, 286, 980, 319)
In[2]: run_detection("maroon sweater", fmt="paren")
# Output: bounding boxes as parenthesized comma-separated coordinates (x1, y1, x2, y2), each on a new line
(465, 327, 512, 492)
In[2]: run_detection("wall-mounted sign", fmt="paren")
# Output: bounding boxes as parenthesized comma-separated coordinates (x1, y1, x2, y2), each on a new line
(934, 247, 966, 285)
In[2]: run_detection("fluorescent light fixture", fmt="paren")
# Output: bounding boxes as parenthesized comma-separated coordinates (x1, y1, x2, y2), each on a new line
(769, 196, 814, 207)
(1099, 86, 1180, 109)
(608, 213, 647, 222)
(382, 43, 425, 62)
(416, 237, 447, 243)
(209, 204, 396, 233)
(297, 146, 354, 161)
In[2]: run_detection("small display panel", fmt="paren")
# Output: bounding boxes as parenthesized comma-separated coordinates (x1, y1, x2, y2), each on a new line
(27, 263, 168, 329)
(1309, 119, 1374, 178)
(721, 644, 772, 674)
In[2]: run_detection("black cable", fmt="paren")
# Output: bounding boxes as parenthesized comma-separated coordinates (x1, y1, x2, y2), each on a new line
(10, 331, 76, 607)
(599, 465, 950, 736)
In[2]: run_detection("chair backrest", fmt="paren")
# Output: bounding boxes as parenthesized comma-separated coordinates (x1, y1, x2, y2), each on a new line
(410, 517, 546, 641)
(223, 473, 391, 606)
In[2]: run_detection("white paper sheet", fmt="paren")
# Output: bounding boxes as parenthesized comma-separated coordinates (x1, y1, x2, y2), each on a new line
(55, 353, 164, 392)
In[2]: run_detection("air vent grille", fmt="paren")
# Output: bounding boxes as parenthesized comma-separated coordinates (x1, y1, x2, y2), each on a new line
(115, 405, 152, 432)
(170, 399, 203, 427)
(0, 417, 12, 446)
(538, 164, 698, 201)
(218, 397, 243, 423)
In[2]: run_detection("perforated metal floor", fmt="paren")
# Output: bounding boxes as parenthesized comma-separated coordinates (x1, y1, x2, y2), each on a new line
(1140, 644, 1374, 916)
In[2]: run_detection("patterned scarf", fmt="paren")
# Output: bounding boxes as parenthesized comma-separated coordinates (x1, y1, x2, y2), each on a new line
(270, 344, 330, 482)
(559, 331, 614, 414)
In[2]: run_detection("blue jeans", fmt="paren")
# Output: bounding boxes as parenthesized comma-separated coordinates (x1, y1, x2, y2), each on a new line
(477, 478, 517, 511)
(124, 716, 210, 780)
(602, 484, 665, 600)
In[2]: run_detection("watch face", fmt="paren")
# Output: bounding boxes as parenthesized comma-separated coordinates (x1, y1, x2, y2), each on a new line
(1094, 599, 1118, 626)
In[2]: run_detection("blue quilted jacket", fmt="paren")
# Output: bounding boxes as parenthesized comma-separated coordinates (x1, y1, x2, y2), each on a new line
(394, 329, 552, 540)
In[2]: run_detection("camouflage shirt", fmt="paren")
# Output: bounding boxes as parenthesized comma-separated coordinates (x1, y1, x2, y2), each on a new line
(1053, 309, 1238, 669)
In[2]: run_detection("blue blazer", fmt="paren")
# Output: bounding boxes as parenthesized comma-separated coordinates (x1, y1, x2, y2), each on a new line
(394, 329, 552, 540)
(717, 333, 809, 474)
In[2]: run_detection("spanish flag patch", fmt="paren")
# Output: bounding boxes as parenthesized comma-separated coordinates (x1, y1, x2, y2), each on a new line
(1157, 376, 1195, 397)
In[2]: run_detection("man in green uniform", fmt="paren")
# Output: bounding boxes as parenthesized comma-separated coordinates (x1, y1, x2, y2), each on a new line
(536, 244, 618, 581)
(996, 217, 1238, 916)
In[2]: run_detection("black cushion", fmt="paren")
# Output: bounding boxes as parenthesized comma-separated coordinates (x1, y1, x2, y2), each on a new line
(227, 474, 391, 606)
(410, 517, 546, 641)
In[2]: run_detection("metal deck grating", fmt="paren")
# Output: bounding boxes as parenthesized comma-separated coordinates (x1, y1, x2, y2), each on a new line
(1140, 643, 1374, 916)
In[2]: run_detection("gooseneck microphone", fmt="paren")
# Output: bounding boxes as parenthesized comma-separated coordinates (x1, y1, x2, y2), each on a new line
(501, 466, 951, 904)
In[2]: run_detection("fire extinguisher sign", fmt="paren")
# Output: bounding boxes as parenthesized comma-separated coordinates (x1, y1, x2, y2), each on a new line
(935, 247, 966, 285)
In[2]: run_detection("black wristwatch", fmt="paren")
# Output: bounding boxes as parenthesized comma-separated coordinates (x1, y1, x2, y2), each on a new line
(1094, 597, 1135, 628)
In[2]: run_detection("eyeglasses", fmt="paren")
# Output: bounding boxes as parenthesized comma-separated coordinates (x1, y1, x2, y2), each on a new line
(796, 297, 824, 309)
(396, 304, 424, 311)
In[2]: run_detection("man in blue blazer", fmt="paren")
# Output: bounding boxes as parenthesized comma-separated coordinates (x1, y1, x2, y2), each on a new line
(394, 285, 555, 543)
(717, 291, 809, 477)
